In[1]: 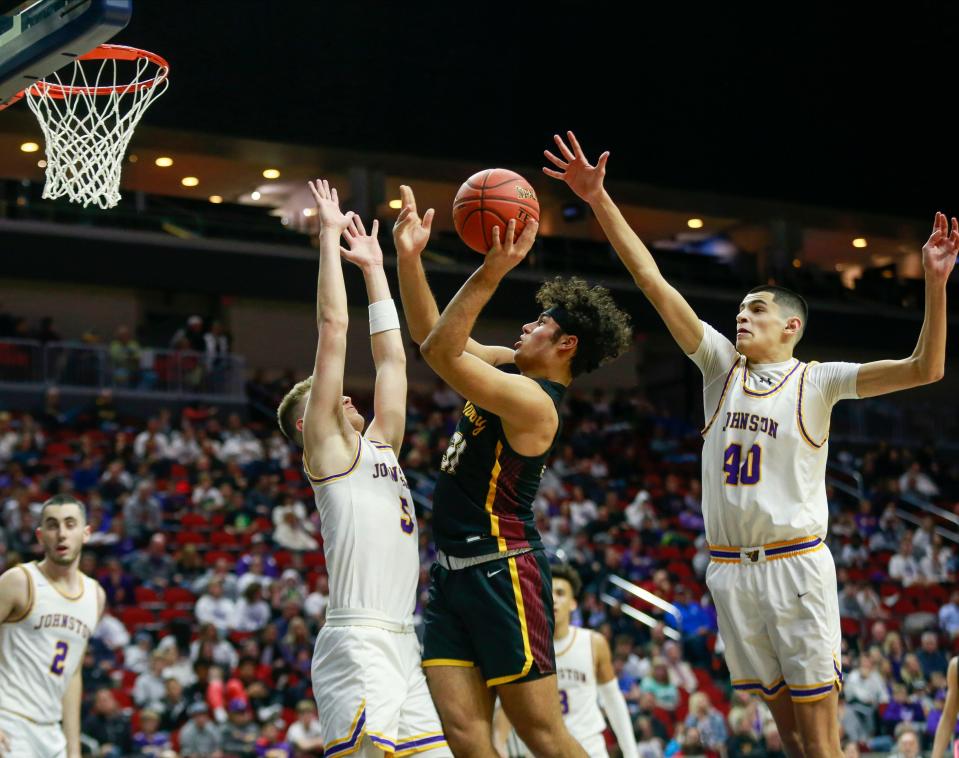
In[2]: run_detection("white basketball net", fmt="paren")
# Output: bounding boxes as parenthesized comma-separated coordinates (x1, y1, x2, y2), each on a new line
(25, 50, 169, 209)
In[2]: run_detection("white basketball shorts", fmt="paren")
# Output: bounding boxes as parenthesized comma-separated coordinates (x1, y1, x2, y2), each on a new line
(705, 536, 842, 702)
(312, 610, 450, 757)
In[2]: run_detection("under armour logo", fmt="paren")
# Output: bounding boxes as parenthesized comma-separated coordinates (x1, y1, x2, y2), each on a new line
(756, 376, 774, 385)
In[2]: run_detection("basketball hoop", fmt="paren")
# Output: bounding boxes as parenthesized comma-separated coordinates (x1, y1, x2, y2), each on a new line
(23, 44, 169, 209)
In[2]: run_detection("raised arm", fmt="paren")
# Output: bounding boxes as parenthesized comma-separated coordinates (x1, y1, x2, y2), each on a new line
(339, 215, 407, 452)
(932, 656, 959, 758)
(393, 184, 515, 366)
(544, 131, 704, 355)
(856, 212, 956, 398)
(302, 179, 358, 475)
(420, 220, 558, 444)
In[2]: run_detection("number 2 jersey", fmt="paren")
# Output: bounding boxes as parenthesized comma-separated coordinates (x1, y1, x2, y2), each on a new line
(691, 321, 860, 548)
(305, 433, 419, 622)
(432, 377, 566, 558)
(0, 561, 100, 724)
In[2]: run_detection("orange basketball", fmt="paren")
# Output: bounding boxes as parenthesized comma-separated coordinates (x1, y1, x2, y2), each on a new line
(452, 169, 539, 254)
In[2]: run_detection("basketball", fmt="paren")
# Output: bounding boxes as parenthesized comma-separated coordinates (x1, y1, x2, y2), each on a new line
(452, 169, 540, 254)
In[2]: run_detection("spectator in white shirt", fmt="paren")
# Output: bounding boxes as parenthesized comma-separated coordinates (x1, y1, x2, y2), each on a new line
(888, 535, 923, 587)
(195, 578, 236, 633)
(272, 497, 319, 552)
(286, 700, 325, 754)
(303, 573, 329, 621)
(192, 472, 224, 511)
(134, 417, 170, 460)
(133, 651, 168, 707)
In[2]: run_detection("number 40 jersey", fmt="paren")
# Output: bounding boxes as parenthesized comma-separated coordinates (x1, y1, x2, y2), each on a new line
(693, 321, 860, 549)
(0, 561, 99, 724)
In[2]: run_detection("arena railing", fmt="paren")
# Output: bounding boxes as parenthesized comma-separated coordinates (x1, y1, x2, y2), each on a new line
(0, 338, 246, 399)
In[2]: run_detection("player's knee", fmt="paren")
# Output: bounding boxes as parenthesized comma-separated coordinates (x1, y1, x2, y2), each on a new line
(800, 733, 837, 758)
(438, 718, 488, 757)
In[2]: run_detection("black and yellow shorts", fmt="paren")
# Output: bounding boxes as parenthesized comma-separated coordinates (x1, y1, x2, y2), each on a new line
(422, 549, 555, 687)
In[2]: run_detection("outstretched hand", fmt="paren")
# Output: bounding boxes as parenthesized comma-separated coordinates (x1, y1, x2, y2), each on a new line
(922, 211, 959, 284)
(392, 184, 435, 260)
(307, 179, 354, 234)
(542, 130, 609, 205)
(340, 215, 383, 271)
(482, 218, 539, 279)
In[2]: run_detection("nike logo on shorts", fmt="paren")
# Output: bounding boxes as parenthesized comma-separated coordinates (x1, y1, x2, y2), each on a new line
(797, 591, 808, 598)
(487, 568, 505, 578)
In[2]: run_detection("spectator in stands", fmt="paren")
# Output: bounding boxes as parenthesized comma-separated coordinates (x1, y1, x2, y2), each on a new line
(131, 708, 171, 756)
(255, 720, 293, 757)
(127, 532, 175, 588)
(271, 495, 318, 551)
(221, 698, 259, 758)
(92, 608, 130, 652)
(81, 689, 133, 758)
(133, 651, 169, 707)
(939, 589, 959, 638)
(195, 578, 237, 634)
(640, 657, 679, 711)
(134, 416, 170, 459)
(917, 631, 949, 679)
(155, 675, 190, 731)
(889, 534, 923, 587)
(685, 691, 727, 749)
(920, 533, 954, 584)
(178, 702, 223, 758)
(844, 654, 888, 737)
(171, 315, 207, 352)
(725, 710, 761, 758)
(233, 582, 271, 632)
(882, 683, 925, 735)
(899, 463, 939, 499)
(124, 631, 153, 675)
(203, 320, 231, 373)
(193, 556, 239, 598)
(900, 653, 928, 693)
(890, 726, 922, 758)
(662, 639, 697, 694)
(286, 699, 324, 755)
(108, 324, 141, 387)
(122, 479, 163, 543)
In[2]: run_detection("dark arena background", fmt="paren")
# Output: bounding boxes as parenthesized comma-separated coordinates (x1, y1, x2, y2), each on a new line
(1, 1, 958, 756)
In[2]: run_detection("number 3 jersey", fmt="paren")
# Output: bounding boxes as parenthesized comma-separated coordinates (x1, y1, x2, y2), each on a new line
(432, 378, 566, 558)
(305, 433, 419, 622)
(0, 561, 99, 723)
(691, 322, 860, 548)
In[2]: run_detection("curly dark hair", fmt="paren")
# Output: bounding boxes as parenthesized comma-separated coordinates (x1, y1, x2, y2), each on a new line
(536, 276, 632, 377)
(550, 563, 583, 599)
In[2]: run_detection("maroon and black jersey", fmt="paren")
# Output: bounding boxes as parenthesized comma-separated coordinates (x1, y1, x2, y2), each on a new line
(432, 377, 565, 558)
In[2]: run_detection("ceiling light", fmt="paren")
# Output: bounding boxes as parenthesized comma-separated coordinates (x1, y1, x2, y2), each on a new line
(303, 208, 315, 217)
(20, 142, 39, 153)
(388, 199, 402, 209)
(687, 218, 704, 229)
(155, 156, 173, 167)
(181, 176, 199, 187)
(262, 168, 280, 179)
(852, 237, 867, 249)
(251, 191, 261, 201)
(37, 160, 46, 168)
(209, 195, 223, 204)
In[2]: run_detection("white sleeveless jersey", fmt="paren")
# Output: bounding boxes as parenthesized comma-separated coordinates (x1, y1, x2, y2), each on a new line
(306, 434, 419, 623)
(697, 330, 857, 547)
(555, 627, 606, 742)
(0, 562, 100, 724)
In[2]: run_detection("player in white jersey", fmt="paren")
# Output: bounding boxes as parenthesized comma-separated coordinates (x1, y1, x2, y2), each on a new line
(493, 565, 638, 758)
(544, 131, 957, 757)
(0, 494, 105, 758)
(276, 180, 449, 758)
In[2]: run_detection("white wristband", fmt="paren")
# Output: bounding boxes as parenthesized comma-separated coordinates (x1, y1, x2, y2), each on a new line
(369, 299, 400, 335)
